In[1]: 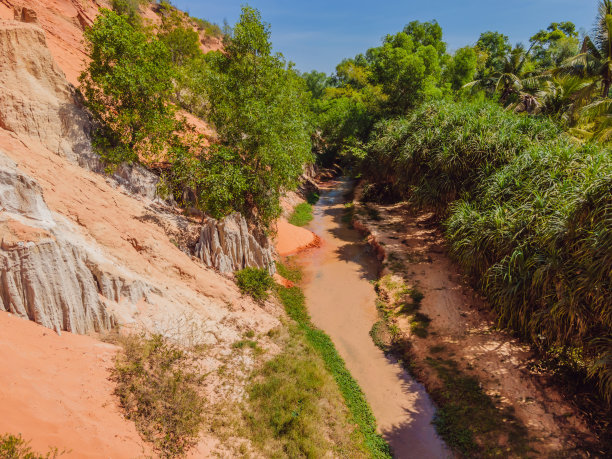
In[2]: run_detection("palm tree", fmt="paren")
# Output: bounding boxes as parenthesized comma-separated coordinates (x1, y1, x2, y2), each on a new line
(558, 0, 612, 98)
(464, 45, 535, 104)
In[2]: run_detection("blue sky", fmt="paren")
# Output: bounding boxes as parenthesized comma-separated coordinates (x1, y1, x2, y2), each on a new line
(171, 0, 599, 74)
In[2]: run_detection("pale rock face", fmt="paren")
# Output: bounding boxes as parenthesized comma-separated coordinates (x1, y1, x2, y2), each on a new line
(0, 18, 161, 200)
(0, 154, 54, 226)
(196, 213, 276, 274)
(0, 151, 159, 333)
(0, 21, 92, 164)
(0, 18, 278, 337)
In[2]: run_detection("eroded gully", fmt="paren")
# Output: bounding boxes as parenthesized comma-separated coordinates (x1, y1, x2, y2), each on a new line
(296, 178, 450, 459)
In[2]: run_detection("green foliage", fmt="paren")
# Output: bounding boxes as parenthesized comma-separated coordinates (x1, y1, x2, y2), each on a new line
(443, 46, 477, 90)
(530, 22, 579, 69)
(235, 268, 274, 301)
(202, 6, 313, 225)
(191, 17, 223, 37)
(275, 264, 392, 458)
(368, 25, 445, 113)
(288, 203, 314, 227)
(359, 98, 612, 403)
(275, 260, 302, 283)
(111, 0, 143, 25)
(79, 9, 179, 165)
(246, 328, 354, 457)
(475, 31, 512, 76)
(301, 70, 333, 99)
(160, 26, 201, 66)
(111, 334, 206, 458)
(0, 434, 63, 459)
(360, 99, 561, 209)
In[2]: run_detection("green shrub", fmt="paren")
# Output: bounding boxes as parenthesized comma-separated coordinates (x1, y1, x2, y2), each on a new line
(111, 334, 206, 458)
(288, 203, 314, 227)
(246, 328, 355, 458)
(275, 260, 302, 283)
(0, 434, 63, 459)
(361, 99, 561, 210)
(79, 9, 179, 165)
(111, 0, 142, 24)
(235, 268, 274, 301)
(361, 98, 612, 403)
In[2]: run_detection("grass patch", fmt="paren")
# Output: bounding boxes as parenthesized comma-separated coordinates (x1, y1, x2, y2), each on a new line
(233, 339, 258, 350)
(0, 434, 64, 458)
(275, 263, 392, 458)
(426, 357, 530, 457)
(235, 267, 274, 301)
(369, 320, 392, 351)
(111, 334, 206, 458)
(289, 203, 314, 227)
(306, 191, 320, 205)
(410, 312, 431, 338)
(245, 323, 366, 458)
(275, 259, 302, 283)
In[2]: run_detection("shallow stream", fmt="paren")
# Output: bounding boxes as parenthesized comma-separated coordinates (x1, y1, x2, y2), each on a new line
(297, 178, 450, 459)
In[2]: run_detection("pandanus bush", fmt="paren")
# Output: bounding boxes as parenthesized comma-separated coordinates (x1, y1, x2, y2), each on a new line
(361, 99, 612, 402)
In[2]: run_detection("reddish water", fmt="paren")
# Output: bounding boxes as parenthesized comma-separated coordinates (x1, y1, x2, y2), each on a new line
(297, 179, 450, 459)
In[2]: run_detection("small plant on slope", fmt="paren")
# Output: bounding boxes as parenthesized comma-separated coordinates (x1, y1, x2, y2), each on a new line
(235, 267, 274, 301)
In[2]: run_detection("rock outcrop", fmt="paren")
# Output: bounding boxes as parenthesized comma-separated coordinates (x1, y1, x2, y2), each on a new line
(0, 20, 95, 165)
(196, 213, 276, 274)
(0, 152, 159, 333)
(0, 15, 277, 337)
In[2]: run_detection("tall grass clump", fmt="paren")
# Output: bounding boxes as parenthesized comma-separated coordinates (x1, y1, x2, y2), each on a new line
(361, 98, 612, 403)
(360, 99, 561, 209)
(111, 334, 206, 458)
(275, 264, 392, 458)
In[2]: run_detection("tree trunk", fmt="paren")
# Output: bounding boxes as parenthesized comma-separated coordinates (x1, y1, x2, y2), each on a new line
(603, 79, 611, 98)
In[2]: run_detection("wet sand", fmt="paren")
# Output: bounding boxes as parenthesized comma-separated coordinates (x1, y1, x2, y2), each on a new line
(297, 179, 450, 459)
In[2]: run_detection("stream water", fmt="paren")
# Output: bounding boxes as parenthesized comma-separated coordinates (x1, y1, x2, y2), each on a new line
(297, 178, 450, 459)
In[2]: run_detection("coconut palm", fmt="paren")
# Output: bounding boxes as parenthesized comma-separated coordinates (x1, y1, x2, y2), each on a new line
(558, 0, 612, 98)
(464, 45, 535, 104)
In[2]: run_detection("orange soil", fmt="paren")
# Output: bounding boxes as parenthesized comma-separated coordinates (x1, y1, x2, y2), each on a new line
(274, 217, 317, 256)
(352, 192, 594, 454)
(0, 311, 148, 458)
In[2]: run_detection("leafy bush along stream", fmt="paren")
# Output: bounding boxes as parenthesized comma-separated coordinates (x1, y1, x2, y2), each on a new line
(238, 266, 392, 458)
(358, 99, 612, 404)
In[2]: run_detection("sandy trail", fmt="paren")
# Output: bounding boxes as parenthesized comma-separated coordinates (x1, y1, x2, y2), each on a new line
(352, 196, 595, 455)
(296, 179, 449, 459)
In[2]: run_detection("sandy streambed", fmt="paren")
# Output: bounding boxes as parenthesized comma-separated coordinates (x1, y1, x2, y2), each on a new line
(296, 179, 449, 459)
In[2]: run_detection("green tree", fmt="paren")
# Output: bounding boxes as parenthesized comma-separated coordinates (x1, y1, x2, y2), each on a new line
(79, 9, 178, 164)
(368, 26, 444, 113)
(476, 31, 512, 76)
(301, 70, 332, 99)
(201, 6, 313, 225)
(560, 0, 612, 97)
(530, 22, 579, 68)
(444, 46, 477, 90)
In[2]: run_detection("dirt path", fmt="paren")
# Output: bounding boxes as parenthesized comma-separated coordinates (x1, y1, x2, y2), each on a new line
(351, 195, 595, 456)
(296, 179, 450, 459)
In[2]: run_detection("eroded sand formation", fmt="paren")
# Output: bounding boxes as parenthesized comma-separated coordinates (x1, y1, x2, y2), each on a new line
(0, 4, 301, 454)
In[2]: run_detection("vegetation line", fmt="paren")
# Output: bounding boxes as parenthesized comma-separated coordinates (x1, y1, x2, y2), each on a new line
(275, 264, 392, 459)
